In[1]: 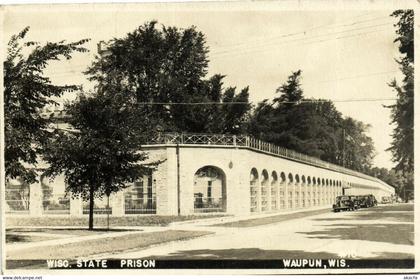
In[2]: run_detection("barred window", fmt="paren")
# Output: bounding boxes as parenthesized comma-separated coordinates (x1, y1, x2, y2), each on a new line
(5, 178, 30, 213)
(42, 175, 70, 214)
(125, 176, 156, 214)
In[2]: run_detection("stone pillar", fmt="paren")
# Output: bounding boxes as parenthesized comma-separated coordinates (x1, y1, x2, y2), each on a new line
(307, 183, 312, 207)
(279, 181, 289, 210)
(316, 183, 320, 206)
(164, 147, 179, 216)
(70, 195, 83, 216)
(111, 191, 124, 217)
(267, 182, 272, 212)
(298, 183, 302, 208)
(256, 179, 261, 213)
(277, 183, 281, 211)
(29, 175, 43, 217)
(290, 183, 294, 209)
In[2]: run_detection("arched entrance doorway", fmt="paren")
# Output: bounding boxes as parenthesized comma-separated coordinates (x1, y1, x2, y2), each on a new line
(194, 166, 226, 213)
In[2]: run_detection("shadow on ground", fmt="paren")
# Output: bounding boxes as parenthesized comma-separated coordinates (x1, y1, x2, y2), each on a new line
(215, 209, 330, 227)
(371, 251, 414, 259)
(6, 234, 28, 243)
(146, 248, 339, 259)
(298, 223, 414, 245)
(312, 204, 414, 223)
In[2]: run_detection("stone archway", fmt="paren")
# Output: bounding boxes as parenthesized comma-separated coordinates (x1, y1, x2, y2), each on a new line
(193, 166, 226, 213)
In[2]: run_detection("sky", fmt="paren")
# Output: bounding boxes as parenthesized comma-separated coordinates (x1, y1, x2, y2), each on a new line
(3, 2, 404, 169)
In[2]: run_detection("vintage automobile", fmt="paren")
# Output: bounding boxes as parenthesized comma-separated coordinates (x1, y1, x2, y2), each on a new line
(381, 196, 392, 204)
(358, 194, 377, 208)
(332, 195, 355, 212)
(370, 194, 378, 206)
(349, 195, 361, 209)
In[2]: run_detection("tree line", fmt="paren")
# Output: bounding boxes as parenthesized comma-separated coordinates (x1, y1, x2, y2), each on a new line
(4, 11, 414, 229)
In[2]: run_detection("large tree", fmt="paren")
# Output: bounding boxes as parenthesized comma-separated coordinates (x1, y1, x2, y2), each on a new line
(86, 21, 251, 135)
(43, 92, 157, 230)
(4, 27, 89, 183)
(387, 10, 414, 174)
(248, 70, 375, 172)
(386, 10, 414, 201)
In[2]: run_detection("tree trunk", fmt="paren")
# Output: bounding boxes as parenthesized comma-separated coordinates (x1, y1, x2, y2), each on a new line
(88, 184, 94, 230)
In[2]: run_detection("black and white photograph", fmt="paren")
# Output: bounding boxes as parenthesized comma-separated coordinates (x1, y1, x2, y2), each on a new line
(0, 0, 417, 275)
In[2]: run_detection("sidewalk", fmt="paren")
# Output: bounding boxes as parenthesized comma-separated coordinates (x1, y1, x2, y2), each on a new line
(169, 205, 330, 227)
(6, 205, 331, 253)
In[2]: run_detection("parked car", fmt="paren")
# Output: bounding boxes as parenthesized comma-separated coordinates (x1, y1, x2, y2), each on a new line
(381, 196, 392, 204)
(333, 195, 355, 212)
(359, 194, 377, 208)
(349, 195, 361, 209)
(369, 194, 378, 207)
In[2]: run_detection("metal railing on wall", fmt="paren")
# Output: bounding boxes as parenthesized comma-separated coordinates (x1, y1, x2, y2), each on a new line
(145, 133, 383, 184)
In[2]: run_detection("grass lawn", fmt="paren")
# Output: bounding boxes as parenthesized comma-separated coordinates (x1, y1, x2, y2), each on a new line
(6, 215, 225, 228)
(7, 229, 212, 266)
(215, 208, 330, 227)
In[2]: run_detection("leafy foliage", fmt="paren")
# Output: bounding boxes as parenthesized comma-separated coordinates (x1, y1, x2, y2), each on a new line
(368, 167, 413, 201)
(86, 21, 251, 134)
(385, 10, 414, 200)
(387, 10, 414, 175)
(249, 70, 375, 172)
(391, 10, 414, 64)
(43, 92, 158, 229)
(4, 27, 89, 183)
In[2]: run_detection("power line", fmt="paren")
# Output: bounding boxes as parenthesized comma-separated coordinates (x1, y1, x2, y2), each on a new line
(42, 19, 395, 78)
(211, 22, 392, 58)
(210, 14, 389, 53)
(211, 22, 392, 55)
(304, 70, 399, 85)
(131, 98, 398, 106)
(44, 68, 401, 89)
(210, 27, 389, 61)
(44, 16, 394, 77)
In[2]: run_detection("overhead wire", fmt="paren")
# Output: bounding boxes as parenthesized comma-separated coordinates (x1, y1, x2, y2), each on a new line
(211, 22, 393, 59)
(209, 13, 388, 53)
(127, 98, 399, 106)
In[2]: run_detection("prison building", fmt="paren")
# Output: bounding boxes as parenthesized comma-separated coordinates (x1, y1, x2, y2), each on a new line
(5, 134, 395, 217)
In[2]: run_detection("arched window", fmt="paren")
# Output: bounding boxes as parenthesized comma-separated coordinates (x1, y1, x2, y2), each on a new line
(288, 173, 294, 184)
(280, 172, 286, 183)
(271, 171, 278, 211)
(261, 170, 269, 212)
(250, 168, 259, 213)
(271, 171, 278, 186)
(279, 172, 286, 209)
